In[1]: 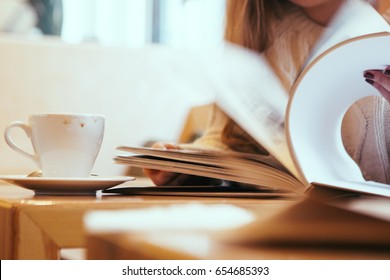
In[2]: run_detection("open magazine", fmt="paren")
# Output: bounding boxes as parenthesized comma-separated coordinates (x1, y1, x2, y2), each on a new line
(114, 1, 390, 198)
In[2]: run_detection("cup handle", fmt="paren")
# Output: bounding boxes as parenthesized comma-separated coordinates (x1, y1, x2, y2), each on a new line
(4, 121, 39, 165)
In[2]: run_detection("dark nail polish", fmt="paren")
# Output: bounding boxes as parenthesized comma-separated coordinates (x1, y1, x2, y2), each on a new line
(364, 71, 374, 79)
(384, 69, 390, 76)
(365, 79, 374, 85)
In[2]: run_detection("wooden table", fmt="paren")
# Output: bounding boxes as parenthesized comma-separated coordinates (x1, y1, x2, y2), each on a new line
(84, 192, 390, 260)
(3, 178, 390, 260)
(0, 179, 294, 260)
(86, 231, 390, 260)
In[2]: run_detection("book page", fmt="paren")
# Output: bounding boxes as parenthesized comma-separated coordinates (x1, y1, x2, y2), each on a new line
(287, 33, 390, 197)
(117, 145, 287, 171)
(203, 45, 300, 181)
(287, 1, 390, 196)
(116, 145, 304, 193)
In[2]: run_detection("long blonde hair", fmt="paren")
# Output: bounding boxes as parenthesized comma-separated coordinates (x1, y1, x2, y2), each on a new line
(224, 0, 289, 53)
(222, 0, 292, 153)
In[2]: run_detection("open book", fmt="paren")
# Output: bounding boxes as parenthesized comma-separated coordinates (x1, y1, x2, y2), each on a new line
(114, 2, 390, 198)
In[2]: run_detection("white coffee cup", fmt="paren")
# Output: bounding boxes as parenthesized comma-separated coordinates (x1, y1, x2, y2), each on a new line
(4, 113, 105, 177)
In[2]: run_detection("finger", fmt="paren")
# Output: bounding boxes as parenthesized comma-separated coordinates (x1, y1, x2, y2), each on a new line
(384, 66, 390, 77)
(143, 168, 181, 185)
(151, 142, 180, 150)
(364, 70, 390, 92)
(142, 167, 158, 178)
(366, 79, 390, 103)
(163, 143, 180, 150)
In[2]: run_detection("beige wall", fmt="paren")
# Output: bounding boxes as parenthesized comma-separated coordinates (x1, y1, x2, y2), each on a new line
(0, 35, 214, 176)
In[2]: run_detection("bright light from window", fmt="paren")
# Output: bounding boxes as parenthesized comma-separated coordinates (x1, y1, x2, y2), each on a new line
(61, 0, 226, 49)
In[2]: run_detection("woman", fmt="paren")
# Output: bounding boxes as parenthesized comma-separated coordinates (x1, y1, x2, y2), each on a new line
(145, 0, 390, 186)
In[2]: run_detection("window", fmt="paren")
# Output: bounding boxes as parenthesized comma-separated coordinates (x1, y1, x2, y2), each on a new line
(60, 0, 226, 49)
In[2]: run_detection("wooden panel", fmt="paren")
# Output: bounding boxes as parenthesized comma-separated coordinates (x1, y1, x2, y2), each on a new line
(0, 202, 15, 259)
(16, 211, 59, 259)
(0, 183, 296, 259)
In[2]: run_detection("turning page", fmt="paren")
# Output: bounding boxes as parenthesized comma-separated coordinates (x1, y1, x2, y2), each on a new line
(212, 0, 390, 187)
(208, 45, 298, 179)
(287, 32, 390, 198)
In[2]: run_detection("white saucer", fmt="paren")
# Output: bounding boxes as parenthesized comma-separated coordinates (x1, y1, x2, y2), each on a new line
(0, 175, 135, 195)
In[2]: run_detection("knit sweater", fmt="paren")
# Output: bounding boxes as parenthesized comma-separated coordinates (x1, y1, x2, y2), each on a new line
(184, 6, 390, 184)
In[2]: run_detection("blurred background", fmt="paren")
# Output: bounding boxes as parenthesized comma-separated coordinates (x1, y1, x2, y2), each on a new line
(0, 0, 226, 177)
(0, 0, 226, 49)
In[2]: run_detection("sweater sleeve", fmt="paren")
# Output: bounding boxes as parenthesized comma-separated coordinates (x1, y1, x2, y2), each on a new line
(342, 97, 390, 184)
(178, 103, 269, 154)
(179, 103, 231, 151)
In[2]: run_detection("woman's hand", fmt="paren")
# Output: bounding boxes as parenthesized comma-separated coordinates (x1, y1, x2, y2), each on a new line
(142, 142, 188, 185)
(364, 66, 390, 102)
(143, 142, 220, 186)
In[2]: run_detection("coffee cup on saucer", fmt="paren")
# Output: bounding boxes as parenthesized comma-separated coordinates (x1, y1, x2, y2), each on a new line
(4, 113, 105, 178)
